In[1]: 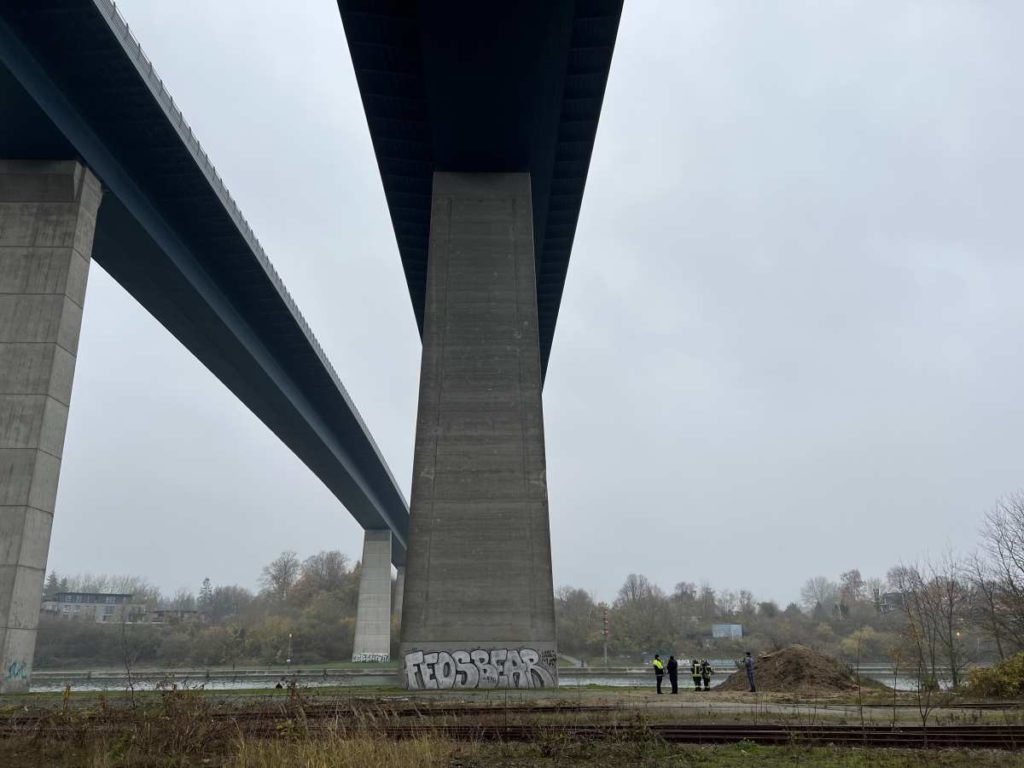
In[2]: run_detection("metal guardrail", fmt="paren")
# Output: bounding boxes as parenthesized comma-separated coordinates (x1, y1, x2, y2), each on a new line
(93, 0, 407, 503)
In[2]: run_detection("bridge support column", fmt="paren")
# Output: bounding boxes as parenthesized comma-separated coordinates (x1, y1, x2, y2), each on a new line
(399, 172, 557, 690)
(351, 529, 392, 662)
(393, 566, 405, 627)
(0, 160, 101, 693)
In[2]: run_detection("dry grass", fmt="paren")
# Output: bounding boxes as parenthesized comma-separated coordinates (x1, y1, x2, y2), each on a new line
(230, 734, 460, 768)
(7, 729, 1024, 767)
(5, 691, 1024, 767)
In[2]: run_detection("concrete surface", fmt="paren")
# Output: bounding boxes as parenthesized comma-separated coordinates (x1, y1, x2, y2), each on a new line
(352, 530, 392, 662)
(400, 172, 557, 690)
(0, 160, 101, 694)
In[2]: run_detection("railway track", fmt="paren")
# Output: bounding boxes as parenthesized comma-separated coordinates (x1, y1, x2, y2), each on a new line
(652, 723, 1024, 749)
(3, 709, 1024, 749)
(332, 722, 1024, 749)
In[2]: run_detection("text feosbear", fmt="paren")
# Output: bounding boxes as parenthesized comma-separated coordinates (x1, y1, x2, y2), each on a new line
(403, 648, 554, 689)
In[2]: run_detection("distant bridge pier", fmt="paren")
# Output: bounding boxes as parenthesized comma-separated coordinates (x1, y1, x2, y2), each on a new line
(399, 173, 558, 690)
(393, 565, 405, 627)
(0, 160, 101, 694)
(351, 529, 392, 662)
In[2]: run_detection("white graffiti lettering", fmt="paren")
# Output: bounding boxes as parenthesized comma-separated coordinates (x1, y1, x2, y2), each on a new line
(404, 651, 424, 688)
(452, 650, 478, 688)
(352, 652, 390, 663)
(403, 648, 555, 690)
(435, 652, 457, 688)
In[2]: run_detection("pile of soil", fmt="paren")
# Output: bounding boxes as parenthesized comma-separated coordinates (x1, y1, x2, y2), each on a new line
(716, 645, 864, 694)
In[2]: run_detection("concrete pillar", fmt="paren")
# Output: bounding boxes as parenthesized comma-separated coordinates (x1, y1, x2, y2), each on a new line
(0, 160, 101, 693)
(399, 173, 558, 690)
(351, 529, 392, 662)
(393, 566, 405, 626)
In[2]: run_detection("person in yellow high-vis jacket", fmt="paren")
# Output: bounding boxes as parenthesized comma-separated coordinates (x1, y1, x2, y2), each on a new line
(652, 655, 665, 694)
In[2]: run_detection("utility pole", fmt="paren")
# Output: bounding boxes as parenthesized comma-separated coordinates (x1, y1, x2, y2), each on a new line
(603, 607, 609, 668)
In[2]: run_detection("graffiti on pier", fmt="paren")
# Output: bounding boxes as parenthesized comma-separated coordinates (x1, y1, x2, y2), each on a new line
(4, 660, 28, 683)
(352, 652, 390, 663)
(403, 648, 555, 689)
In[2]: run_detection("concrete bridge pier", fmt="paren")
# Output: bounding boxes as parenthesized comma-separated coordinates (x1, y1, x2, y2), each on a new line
(351, 529, 392, 662)
(0, 160, 101, 693)
(393, 565, 405, 626)
(399, 172, 558, 690)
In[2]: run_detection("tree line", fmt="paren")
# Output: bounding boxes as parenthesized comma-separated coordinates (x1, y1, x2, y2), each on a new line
(37, 551, 367, 668)
(37, 492, 1024, 687)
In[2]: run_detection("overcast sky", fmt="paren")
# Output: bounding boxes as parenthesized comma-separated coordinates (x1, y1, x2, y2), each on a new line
(51, 1, 1024, 606)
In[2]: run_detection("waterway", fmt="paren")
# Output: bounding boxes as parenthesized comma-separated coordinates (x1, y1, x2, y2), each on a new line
(25, 664, 941, 693)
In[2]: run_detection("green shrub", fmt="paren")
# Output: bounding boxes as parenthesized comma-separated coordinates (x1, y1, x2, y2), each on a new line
(965, 653, 1024, 697)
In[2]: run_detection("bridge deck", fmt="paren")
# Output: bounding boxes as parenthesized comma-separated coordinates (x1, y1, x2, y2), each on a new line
(0, 0, 408, 564)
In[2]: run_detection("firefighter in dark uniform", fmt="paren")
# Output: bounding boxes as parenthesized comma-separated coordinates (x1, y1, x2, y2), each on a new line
(691, 657, 703, 691)
(701, 659, 713, 692)
(667, 655, 679, 694)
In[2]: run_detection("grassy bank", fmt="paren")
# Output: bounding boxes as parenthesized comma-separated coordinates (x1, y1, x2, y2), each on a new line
(5, 732, 1024, 768)
(227, 739, 1024, 768)
(3, 690, 1024, 767)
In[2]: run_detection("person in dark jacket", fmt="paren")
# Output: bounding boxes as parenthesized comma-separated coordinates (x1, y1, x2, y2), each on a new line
(652, 655, 664, 693)
(667, 655, 679, 694)
(744, 651, 756, 692)
(701, 659, 713, 692)
(691, 658, 703, 691)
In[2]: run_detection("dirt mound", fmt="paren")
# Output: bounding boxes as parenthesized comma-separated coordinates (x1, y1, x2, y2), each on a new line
(716, 645, 864, 694)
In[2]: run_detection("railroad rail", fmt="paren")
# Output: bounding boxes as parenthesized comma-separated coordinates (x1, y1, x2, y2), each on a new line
(333, 722, 1024, 749)
(3, 705, 1024, 749)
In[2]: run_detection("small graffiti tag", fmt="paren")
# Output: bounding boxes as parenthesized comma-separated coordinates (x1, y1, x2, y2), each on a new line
(4, 660, 28, 683)
(403, 648, 554, 689)
(352, 652, 390, 663)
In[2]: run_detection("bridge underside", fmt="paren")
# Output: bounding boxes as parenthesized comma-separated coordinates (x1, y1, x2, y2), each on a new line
(339, 0, 623, 376)
(0, 3, 409, 563)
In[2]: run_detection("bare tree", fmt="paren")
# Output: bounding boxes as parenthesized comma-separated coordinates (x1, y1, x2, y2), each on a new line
(738, 589, 756, 617)
(888, 564, 940, 690)
(616, 573, 655, 603)
(698, 582, 716, 619)
(612, 574, 671, 652)
(260, 551, 301, 602)
(290, 551, 351, 601)
(928, 553, 969, 688)
(889, 557, 969, 689)
(977, 492, 1024, 651)
(555, 587, 602, 657)
(207, 585, 254, 622)
(839, 569, 866, 603)
(672, 582, 697, 601)
(162, 588, 197, 611)
(800, 576, 838, 614)
(966, 553, 1006, 659)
